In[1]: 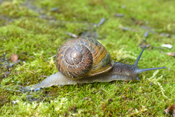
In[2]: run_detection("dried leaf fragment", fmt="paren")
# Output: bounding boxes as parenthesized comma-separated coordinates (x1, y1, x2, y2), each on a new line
(161, 44, 173, 49)
(165, 104, 175, 117)
(167, 52, 175, 57)
(9, 53, 18, 62)
(139, 44, 150, 48)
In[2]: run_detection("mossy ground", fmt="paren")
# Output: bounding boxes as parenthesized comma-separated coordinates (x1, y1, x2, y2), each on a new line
(0, 0, 175, 116)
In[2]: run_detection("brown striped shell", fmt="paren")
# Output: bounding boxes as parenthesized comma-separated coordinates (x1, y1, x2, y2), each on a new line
(55, 37, 114, 80)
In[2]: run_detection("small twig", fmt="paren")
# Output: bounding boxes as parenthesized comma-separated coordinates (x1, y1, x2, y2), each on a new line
(65, 32, 78, 38)
(97, 18, 106, 27)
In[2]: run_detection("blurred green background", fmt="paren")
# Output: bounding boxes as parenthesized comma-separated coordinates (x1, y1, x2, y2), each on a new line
(0, 0, 174, 116)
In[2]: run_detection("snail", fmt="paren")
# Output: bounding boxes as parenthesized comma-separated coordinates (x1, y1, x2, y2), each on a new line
(30, 37, 165, 90)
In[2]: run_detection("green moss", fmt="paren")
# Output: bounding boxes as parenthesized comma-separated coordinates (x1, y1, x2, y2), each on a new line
(0, 0, 175, 116)
(0, 0, 38, 18)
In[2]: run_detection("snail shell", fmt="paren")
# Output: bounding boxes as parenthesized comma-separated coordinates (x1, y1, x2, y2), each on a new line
(55, 37, 114, 79)
(30, 37, 166, 90)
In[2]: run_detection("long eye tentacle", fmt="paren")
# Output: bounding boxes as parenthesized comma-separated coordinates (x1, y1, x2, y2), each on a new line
(134, 46, 146, 66)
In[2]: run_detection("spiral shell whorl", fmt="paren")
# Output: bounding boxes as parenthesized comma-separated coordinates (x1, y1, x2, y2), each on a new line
(56, 37, 114, 80)
(56, 40, 93, 79)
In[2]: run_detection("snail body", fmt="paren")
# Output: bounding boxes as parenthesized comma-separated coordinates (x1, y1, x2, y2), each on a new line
(31, 37, 165, 90)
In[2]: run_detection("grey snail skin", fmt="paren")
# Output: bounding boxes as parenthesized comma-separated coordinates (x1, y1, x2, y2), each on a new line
(30, 37, 166, 90)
